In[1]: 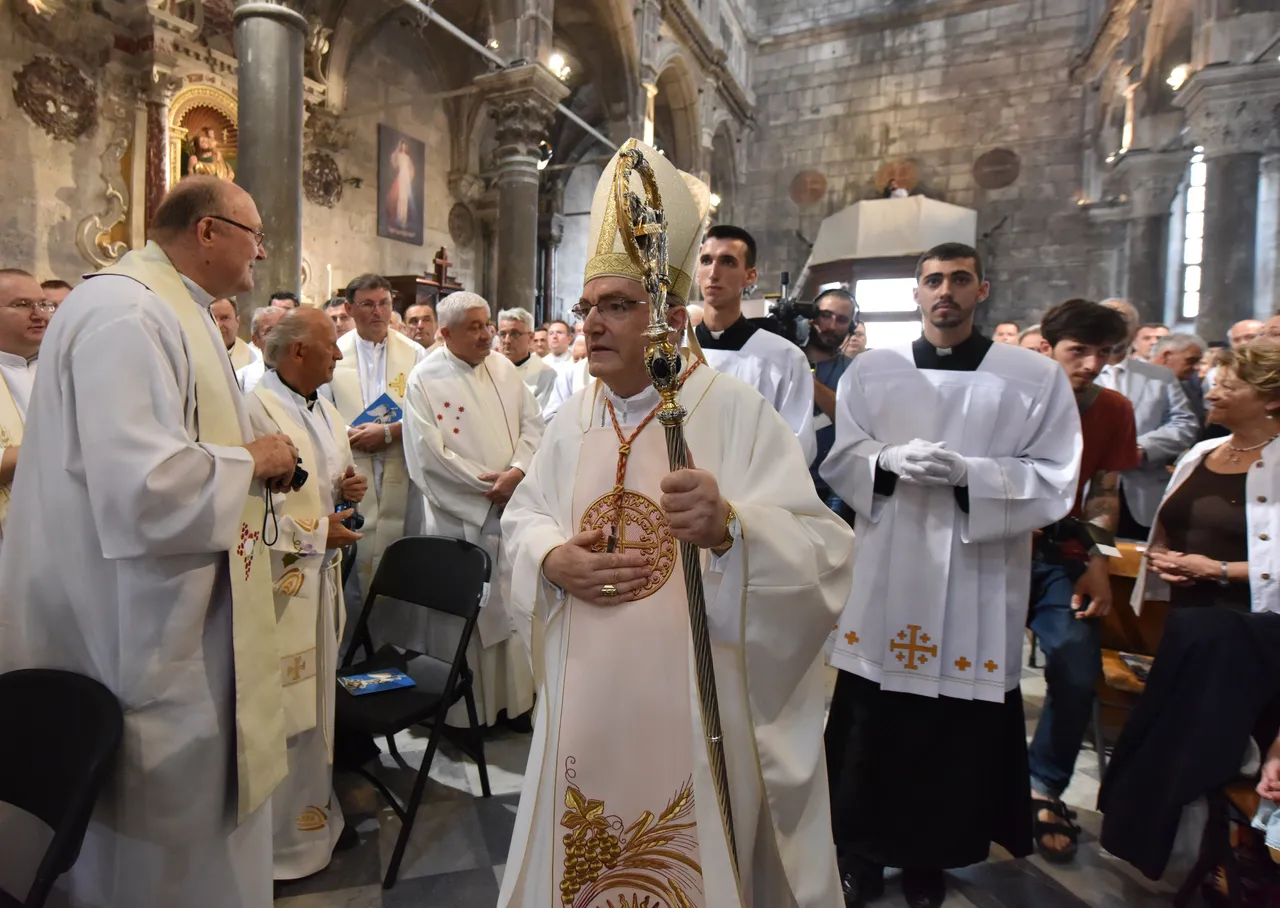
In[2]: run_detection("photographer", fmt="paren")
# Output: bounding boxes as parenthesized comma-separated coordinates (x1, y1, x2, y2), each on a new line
(805, 288, 857, 513)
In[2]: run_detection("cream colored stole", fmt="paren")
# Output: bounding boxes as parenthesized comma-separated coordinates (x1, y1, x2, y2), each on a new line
(229, 337, 255, 371)
(252, 386, 347, 750)
(96, 241, 287, 822)
(553, 420, 705, 908)
(330, 330, 415, 590)
(0, 373, 24, 529)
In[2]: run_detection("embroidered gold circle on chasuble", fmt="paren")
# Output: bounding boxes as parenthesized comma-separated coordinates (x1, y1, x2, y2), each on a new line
(578, 490, 676, 599)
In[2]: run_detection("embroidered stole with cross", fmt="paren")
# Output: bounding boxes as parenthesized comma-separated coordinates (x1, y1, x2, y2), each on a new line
(0, 371, 25, 530)
(95, 241, 287, 822)
(253, 385, 347, 752)
(330, 330, 415, 591)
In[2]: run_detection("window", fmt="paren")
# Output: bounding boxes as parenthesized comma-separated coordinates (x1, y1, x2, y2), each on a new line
(1181, 148, 1206, 320)
(854, 277, 922, 347)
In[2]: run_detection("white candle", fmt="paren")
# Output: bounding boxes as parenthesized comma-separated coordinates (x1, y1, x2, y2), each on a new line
(326, 264, 333, 299)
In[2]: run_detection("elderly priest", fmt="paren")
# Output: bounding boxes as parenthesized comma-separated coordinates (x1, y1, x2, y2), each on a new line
(0, 268, 49, 552)
(0, 175, 301, 908)
(397, 292, 544, 727)
(497, 139, 855, 908)
(245, 307, 367, 880)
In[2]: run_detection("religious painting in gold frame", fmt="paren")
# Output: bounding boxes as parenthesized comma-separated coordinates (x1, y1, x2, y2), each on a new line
(168, 84, 239, 187)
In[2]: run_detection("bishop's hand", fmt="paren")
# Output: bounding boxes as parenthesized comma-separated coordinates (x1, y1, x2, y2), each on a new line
(543, 528, 653, 605)
(660, 468, 729, 549)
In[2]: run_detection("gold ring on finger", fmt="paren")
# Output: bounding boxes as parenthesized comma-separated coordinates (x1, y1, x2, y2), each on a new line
(601, 584, 619, 598)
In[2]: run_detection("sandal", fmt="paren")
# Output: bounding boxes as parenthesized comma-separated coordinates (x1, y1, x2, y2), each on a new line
(1032, 797, 1080, 864)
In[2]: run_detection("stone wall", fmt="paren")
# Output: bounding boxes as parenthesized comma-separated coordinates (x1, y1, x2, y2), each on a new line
(302, 18, 473, 304)
(743, 0, 1106, 325)
(0, 23, 120, 284)
(551, 161, 602, 322)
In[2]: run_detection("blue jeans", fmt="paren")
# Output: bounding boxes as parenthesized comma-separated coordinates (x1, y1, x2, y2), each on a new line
(1027, 556, 1101, 799)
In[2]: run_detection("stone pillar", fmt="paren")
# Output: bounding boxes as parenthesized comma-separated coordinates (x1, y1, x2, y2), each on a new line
(1256, 153, 1280, 319)
(143, 77, 177, 227)
(1177, 64, 1280, 341)
(474, 65, 568, 311)
(1114, 151, 1187, 324)
(539, 210, 564, 321)
(234, 1, 307, 312)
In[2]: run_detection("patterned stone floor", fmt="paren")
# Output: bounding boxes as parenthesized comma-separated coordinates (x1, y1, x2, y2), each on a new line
(276, 652, 1204, 908)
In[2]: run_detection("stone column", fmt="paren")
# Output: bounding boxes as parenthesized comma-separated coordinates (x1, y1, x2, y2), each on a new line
(143, 76, 178, 227)
(234, 1, 307, 312)
(539, 210, 564, 321)
(474, 65, 568, 311)
(1177, 64, 1280, 341)
(1114, 151, 1187, 324)
(1256, 153, 1280, 320)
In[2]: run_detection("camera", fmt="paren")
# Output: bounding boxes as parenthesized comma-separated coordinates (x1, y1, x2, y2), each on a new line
(337, 502, 365, 532)
(755, 271, 860, 349)
(289, 458, 308, 491)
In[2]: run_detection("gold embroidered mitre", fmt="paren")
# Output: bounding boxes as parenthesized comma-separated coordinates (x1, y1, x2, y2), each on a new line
(584, 138, 711, 302)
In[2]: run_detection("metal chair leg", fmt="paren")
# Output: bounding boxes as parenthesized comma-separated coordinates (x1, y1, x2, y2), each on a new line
(1028, 631, 1039, 668)
(383, 723, 445, 889)
(1092, 696, 1107, 777)
(464, 686, 492, 798)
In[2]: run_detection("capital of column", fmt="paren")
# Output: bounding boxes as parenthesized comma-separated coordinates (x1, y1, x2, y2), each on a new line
(475, 65, 570, 164)
(1113, 150, 1191, 218)
(233, 0, 309, 33)
(1176, 62, 1280, 158)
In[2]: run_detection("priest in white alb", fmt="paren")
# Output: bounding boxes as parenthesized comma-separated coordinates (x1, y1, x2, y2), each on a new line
(820, 243, 1082, 908)
(211, 296, 261, 371)
(328, 273, 428, 604)
(396, 292, 543, 726)
(0, 176, 301, 908)
(499, 306, 557, 409)
(0, 268, 49, 551)
(497, 139, 854, 908)
(237, 304, 285, 393)
(245, 307, 367, 880)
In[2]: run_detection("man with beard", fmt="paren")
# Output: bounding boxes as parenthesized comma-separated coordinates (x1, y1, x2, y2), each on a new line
(805, 287, 856, 512)
(822, 242, 1081, 908)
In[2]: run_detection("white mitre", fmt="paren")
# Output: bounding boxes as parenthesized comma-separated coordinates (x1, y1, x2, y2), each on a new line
(583, 138, 711, 303)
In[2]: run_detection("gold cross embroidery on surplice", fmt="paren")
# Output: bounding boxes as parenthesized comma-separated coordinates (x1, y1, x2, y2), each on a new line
(387, 372, 407, 398)
(284, 654, 307, 682)
(890, 625, 938, 671)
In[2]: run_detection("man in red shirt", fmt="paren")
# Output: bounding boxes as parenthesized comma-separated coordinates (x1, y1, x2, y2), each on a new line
(1028, 299, 1139, 864)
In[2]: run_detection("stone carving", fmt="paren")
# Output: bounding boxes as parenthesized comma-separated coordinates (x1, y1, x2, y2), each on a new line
(13, 0, 113, 69)
(303, 151, 344, 208)
(448, 203, 476, 247)
(304, 105, 351, 153)
(13, 56, 98, 142)
(76, 118, 132, 268)
(788, 170, 827, 205)
(306, 19, 333, 86)
(972, 148, 1021, 190)
(449, 171, 485, 204)
(491, 97, 559, 158)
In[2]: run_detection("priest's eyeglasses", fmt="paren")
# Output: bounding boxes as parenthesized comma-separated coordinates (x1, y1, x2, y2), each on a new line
(3, 299, 56, 314)
(571, 299, 646, 322)
(204, 214, 267, 248)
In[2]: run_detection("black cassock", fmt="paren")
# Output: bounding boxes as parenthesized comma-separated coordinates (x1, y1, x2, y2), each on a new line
(824, 333, 1033, 871)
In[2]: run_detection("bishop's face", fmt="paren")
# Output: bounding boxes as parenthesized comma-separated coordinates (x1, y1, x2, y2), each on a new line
(581, 276, 687, 398)
(914, 257, 989, 331)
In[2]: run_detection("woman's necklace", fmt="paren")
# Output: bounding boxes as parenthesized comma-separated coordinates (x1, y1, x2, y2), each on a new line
(1222, 431, 1280, 465)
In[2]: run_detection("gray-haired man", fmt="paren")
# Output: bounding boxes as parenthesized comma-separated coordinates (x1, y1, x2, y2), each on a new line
(1150, 332, 1208, 426)
(499, 307, 556, 408)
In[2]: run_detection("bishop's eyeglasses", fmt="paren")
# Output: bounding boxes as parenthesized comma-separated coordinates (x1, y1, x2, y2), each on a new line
(571, 299, 646, 322)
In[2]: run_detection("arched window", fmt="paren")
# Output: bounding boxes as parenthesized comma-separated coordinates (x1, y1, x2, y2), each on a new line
(1180, 147, 1207, 320)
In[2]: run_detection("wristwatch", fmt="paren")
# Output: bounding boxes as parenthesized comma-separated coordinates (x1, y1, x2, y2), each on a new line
(1218, 561, 1230, 587)
(383, 423, 393, 445)
(714, 503, 739, 554)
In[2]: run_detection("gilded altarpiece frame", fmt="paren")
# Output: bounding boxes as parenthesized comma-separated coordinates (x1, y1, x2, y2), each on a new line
(167, 83, 239, 189)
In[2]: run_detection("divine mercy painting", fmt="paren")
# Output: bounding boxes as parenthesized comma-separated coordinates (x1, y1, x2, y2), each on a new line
(377, 124, 425, 246)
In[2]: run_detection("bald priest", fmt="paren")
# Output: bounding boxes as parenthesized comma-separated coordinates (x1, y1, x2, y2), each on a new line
(497, 138, 855, 908)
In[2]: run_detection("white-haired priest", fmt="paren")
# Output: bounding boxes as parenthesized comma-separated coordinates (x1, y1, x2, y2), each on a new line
(497, 139, 855, 908)
(245, 307, 368, 880)
(394, 291, 544, 727)
(499, 306, 557, 409)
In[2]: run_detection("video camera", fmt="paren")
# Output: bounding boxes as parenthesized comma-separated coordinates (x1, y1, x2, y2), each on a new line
(754, 271, 858, 348)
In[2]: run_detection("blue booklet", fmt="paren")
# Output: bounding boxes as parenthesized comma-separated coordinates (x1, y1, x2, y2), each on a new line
(351, 393, 403, 426)
(339, 669, 416, 695)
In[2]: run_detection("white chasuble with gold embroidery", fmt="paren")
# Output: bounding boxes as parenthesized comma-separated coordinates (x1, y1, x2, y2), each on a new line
(0, 241, 286, 908)
(330, 329, 426, 593)
(498, 368, 854, 908)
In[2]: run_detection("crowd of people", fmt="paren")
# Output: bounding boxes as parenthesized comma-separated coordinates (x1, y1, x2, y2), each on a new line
(0, 139, 1279, 908)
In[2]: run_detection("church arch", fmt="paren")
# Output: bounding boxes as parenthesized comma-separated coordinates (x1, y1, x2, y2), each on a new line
(653, 55, 702, 174)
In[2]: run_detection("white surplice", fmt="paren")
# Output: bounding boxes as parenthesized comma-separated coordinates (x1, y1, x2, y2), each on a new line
(238, 357, 266, 393)
(498, 366, 853, 908)
(395, 347, 544, 725)
(542, 350, 573, 368)
(695, 318, 818, 465)
(229, 336, 261, 372)
(541, 358, 590, 422)
(247, 371, 355, 880)
(820, 341, 1081, 703)
(513, 353, 557, 410)
(0, 350, 36, 549)
(0, 273, 275, 908)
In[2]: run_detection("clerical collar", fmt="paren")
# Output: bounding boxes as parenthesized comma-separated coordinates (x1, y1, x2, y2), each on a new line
(514, 354, 531, 368)
(0, 350, 36, 369)
(275, 372, 319, 409)
(178, 274, 214, 309)
(912, 331, 993, 371)
(600, 383, 661, 427)
(355, 334, 387, 353)
(696, 315, 758, 351)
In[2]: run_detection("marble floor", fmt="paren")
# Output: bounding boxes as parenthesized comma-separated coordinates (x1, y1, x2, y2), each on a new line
(276, 651, 1206, 908)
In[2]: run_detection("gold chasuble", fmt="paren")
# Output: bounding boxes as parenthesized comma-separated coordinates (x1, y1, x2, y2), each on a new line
(0, 373, 24, 527)
(330, 329, 418, 589)
(98, 242, 287, 821)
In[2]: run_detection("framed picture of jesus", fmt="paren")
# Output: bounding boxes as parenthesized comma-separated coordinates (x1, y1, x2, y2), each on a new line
(377, 124, 425, 246)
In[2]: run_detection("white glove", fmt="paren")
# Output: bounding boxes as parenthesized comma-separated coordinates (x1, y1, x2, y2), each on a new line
(928, 445, 968, 487)
(878, 439, 952, 485)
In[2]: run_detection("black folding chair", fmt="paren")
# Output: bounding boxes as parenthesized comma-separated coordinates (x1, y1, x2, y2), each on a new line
(336, 535, 492, 889)
(0, 669, 123, 907)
